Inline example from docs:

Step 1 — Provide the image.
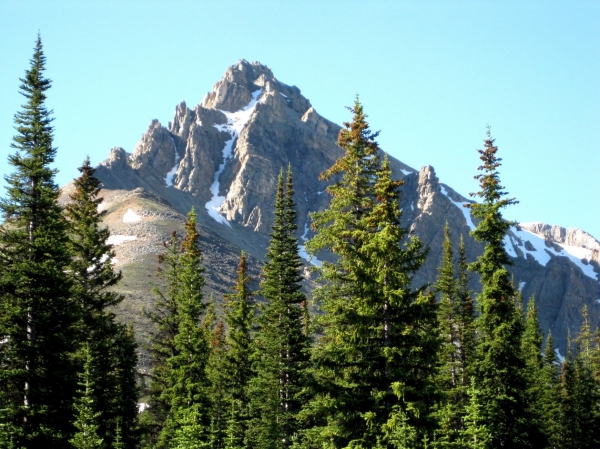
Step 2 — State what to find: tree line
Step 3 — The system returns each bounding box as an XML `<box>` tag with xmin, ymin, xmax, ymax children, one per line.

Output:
<box><xmin>2</xmin><ymin>36</ymin><xmax>600</xmax><ymax>449</ymax></box>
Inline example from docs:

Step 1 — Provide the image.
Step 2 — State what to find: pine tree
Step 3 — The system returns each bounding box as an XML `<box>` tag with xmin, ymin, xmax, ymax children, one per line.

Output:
<box><xmin>302</xmin><ymin>102</ymin><xmax>432</xmax><ymax>448</ymax></box>
<box><xmin>248</xmin><ymin>168</ymin><xmax>310</xmax><ymax>449</ymax></box>
<box><xmin>70</xmin><ymin>345</ymin><xmax>104</xmax><ymax>449</ymax></box>
<box><xmin>0</xmin><ymin>34</ymin><xmax>78</xmax><ymax>448</ymax></box>
<box><xmin>467</xmin><ymin>128</ymin><xmax>535</xmax><ymax>447</ymax></box>
<box><xmin>65</xmin><ymin>158</ymin><xmax>139</xmax><ymax>448</ymax></box>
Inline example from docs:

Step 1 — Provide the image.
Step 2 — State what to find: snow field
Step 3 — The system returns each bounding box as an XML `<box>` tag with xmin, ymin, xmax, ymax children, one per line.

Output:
<box><xmin>205</xmin><ymin>89</ymin><xmax>263</xmax><ymax>226</ymax></box>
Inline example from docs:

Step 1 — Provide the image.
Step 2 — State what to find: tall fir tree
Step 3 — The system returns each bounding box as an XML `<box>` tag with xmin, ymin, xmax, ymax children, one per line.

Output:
<box><xmin>206</xmin><ymin>319</ymin><xmax>227</xmax><ymax>449</ymax></box>
<box><xmin>158</xmin><ymin>209</ymin><xmax>211</xmax><ymax>448</ymax></box>
<box><xmin>65</xmin><ymin>158</ymin><xmax>139</xmax><ymax>448</ymax></box>
<box><xmin>555</xmin><ymin>308</ymin><xmax>600</xmax><ymax>448</ymax></box>
<box><xmin>301</xmin><ymin>99</ymin><xmax>382</xmax><ymax>448</ymax></box>
<box><xmin>467</xmin><ymin>128</ymin><xmax>536</xmax><ymax>447</ymax></box>
<box><xmin>221</xmin><ymin>252</ymin><xmax>256</xmax><ymax>448</ymax></box>
<box><xmin>540</xmin><ymin>332</ymin><xmax>560</xmax><ymax>448</ymax></box>
<box><xmin>434</xmin><ymin>224</ymin><xmax>461</xmax><ymax>444</ymax></box>
<box><xmin>70</xmin><ymin>344</ymin><xmax>104</xmax><ymax>449</ymax></box>
<box><xmin>0</xmin><ymin>35</ymin><xmax>78</xmax><ymax>448</ymax></box>
<box><xmin>302</xmin><ymin>101</ymin><xmax>433</xmax><ymax>448</ymax></box>
<box><xmin>248</xmin><ymin>168</ymin><xmax>310</xmax><ymax>449</ymax></box>
<box><xmin>142</xmin><ymin>231</ymin><xmax>182</xmax><ymax>447</ymax></box>
<box><xmin>520</xmin><ymin>297</ymin><xmax>547</xmax><ymax>449</ymax></box>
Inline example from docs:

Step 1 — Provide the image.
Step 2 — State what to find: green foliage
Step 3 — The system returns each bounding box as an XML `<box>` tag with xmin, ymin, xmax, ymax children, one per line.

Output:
<box><xmin>556</xmin><ymin>312</ymin><xmax>600</xmax><ymax>448</ymax></box>
<box><xmin>520</xmin><ymin>297</ymin><xmax>547</xmax><ymax>448</ymax></box>
<box><xmin>172</xmin><ymin>405</ymin><xmax>211</xmax><ymax>449</ymax></box>
<box><xmin>0</xmin><ymin>34</ymin><xmax>78</xmax><ymax>448</ymax></box>
<box><xmin>143</xmin><ymin>209</ymin><xmax>211</xmax><ymax>448</ymax></box>
<box><xmin>212</xmin><ymin>252</ymin><xmax>256</xmax><ymax>448</ymax></box>
<box><xmin>248</xmin><ymin>168</ymin><xmax>310</xmax><ymax>449</ymax></box>
<box><xmin>70</xmin><ymin>345</ymin><xmax>104</xmax><ymax>449</ymax></box>
<box><xmin>459</xmin><ymin>378</ymin><xmax>490</xmax><ymax>449</ymax></box>
<box><xmin>302</xmin><ymin>101</ymin><xmax>433</xmax><ymax>448</ymax></box>
<box><xmin>468</xmin><ymin>129</ymin><xmax>535</xmax><ymax>447</ymax></box>
<box><xmin>540</xmin><ymin>333</ymin><xmax>560</xmax><ymax>448</ymax></box>
<box><xmin>66</xmin><ymin>158</ymin><xmax>139</xmax><ymax>448</ymax></box>
<box><xmin>206</xmin><ymin>320</ymin><xmax>227</xmax><ymax>449</ymax></box>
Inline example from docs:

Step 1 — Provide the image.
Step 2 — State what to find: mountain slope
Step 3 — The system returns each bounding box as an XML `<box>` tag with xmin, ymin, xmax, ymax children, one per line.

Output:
<box><xmin>76</xmin><ymin>59</ymin><xmax>599</xmax><ymax>356</ymax></box>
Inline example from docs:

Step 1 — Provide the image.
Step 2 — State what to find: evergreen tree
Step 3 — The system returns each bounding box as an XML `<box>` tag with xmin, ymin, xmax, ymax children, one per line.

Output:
<box><xmin>206</xmin><ymin>320</ymin><xmax>227</xmax><ymax>449</ymax></box>
<box><xmin>220</xmin><ymin>252</ymin><xmax>256</xmax><ymax>448</ymax></box>
<box><xmin>142</xmin><ymin>231</ymin><xmax>182</xmax><ymax>447</ymax></box>
<box><xmin>65</xmin><ymin>158</ymin><xmax>139</xmax><ymax>448</ymax></box>
<box><xmin>434</xmin><ymin>223</ymin><xmax>461</xmax><ymax>443</ymax></box>
<box><xmin>158</xmin><ymin>209</ymin><xmax>211</xmax><ymax>447</ymax></box>
<box><xmin>71</xmin><ymin>345</ymin><xmax>104</xmax><ymax>449</ymax></box>
<box><xmin>555</xmin><ymin>309</ymin><xmax>600</xmax><ymax>448</ymax></box>
<box><xmin>540</xmin><ymin>332</ymin><xmax>560</xmax><ymax>448</ymax></box>
<box><xmin>455</xmin><ymin>236</ymin><xmax>475</xmax><ymax>386</ymax></box>
<box><xmin>0</xmin><ymin>34</ymin><xmax>77</xmax><ymax>448</ymax></box>
<box><xmin>467</xmin><ymin>128</ymin><xmax>535</xmax><ymax>447</ymax></box>
<box><xmin>172</xmin><ymin>405</ymin><xmax>211</xmax><ymax>449</ymax></box>
<box><xmin>520</xmin><ymin>297</ymin><xmax>547</xmax><ymax>448</ymax></box>
<box><xmin>248</xmin><ymin>168</ymin><xmax>310</xmax><ymax>449</ymax></box>
<box><xmin>459</xmin><ymin>378</ymin><xmax>490</xmax><ymax>449</ymax></box>
<box><xmin>302</xmin><ymin>102</ymin><xmax>432</xmax><ymax>448</ymax></box>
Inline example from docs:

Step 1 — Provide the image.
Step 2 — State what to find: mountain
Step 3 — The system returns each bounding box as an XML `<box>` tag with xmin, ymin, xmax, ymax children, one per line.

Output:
<box><xmin>67</xmin><ymin>59</ymin><xmax>600</xmax><ymax>361</ymax></box>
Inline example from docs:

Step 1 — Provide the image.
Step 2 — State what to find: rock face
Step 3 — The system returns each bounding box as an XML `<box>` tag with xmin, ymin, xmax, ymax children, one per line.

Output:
<box><xmin>87</xmin><ymin>59</ymin><xmax>600</xmax><ymax>355</ymax></box>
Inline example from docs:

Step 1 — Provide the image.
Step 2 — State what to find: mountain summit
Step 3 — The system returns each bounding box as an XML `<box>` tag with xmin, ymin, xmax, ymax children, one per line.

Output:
<box><xmin>84</xmin><ymin>60</ymin><xmax>599</xmax><ymax>355</ymax></box>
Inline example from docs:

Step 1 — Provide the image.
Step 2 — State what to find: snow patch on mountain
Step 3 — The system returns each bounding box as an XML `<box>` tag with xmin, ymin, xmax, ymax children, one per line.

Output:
<box><xmin>107</xmin><ymin>235</ymin><xmax>137</xmax><ymax>246</ymax></box>
<box><xmin>164</xmin><ymin>137</ymin><xmax>180</xmax><ymax>187</ymax></box>
<box><xmin>440</xmin><ymin>185</ymin><xmax>476</xmax><ymax>231</ymax></box>
<box><xmin>123</xmin><ymin>209</ymin><xmax>142</xmax><ymax>223</ymax></box>
<box><xmin>298</xmin><ymin>221</ymin><xmax>322</xmax><ymax>267</ymax></box>
<box><xmin>512</xmin><ymin>226</ymin><xmax>598</xmax><ymax>281</ymax></box>
<box><xmin>205</xmin><ymin>89</ymin><xmax>263</xmax><ymax>226</ymax></box>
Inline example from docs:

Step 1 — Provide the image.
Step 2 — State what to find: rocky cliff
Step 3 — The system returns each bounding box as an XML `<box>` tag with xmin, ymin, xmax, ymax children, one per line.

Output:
<box><xmin>83</xmin><ymin>59</ymin><xmax>599</xmax><ymax>356</ymax></box>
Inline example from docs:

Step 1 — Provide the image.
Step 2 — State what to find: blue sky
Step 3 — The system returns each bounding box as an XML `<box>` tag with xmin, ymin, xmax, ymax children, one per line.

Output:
<box><xmin>1</xmin><ymin>1</ymin><xmax>599</xmax><ymax>238</ymax></box>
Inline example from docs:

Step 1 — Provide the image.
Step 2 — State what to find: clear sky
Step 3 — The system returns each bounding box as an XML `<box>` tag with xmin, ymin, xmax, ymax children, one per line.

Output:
<box><xmin>1</xmin><ymin>1</ymin><xmax>599</xmax><ymax>238</ymax></box>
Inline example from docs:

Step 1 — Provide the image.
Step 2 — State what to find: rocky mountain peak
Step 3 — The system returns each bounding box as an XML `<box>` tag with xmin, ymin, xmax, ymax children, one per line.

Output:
<box><xmin>416</xmin><ymin>165</ymin><xmax>440</xmax><ymax>214</ymax></box>
<box><xmin>92</xmin><ymin>61</ymin><xmax>600</xmax><ymax>355</ymax></box>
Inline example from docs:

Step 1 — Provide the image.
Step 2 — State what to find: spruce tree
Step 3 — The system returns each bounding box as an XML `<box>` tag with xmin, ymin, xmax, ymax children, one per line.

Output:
<box><xmin>459</xmin><ymin>378</ymin><xmax>490</xmax><ymax>449</ymax></box>
<box><xmin>540</xmin><ymin>332</ymin><xmax>560</xmax><ymax>448</ymax></box>
<box><xmin>555</xmin><ymin>309</ymin><xmax>600</xmax><ymax>448</ymax></box>
<box><xmin>142</xmin><ymin>231</ymin><xmax>183</xmax><ymax>446</ymax></box>
<box><xmin>220</xmin><ymin>252</ymin><xmax>256</xmax><ymax>447</ymax></box>
<box><xmin>302</xmin><ymin>102</ymin><xmax>432</xmax><ymax>448</ymax></box>
<box><xmin>301</xmin><ymin>99</ymin><xmax>382</xmax><ymax>448</ymax></box>
<box><xmin>0</xmin><ymin>34</ymin><xmax>77</xmax><ymax>448</ymax></box>
<box><xmin>434</xmin><ymin>224</ymin><xmax>462</xmax><ymax>444</ymax></box>
<box><xmin>66</xmin><ymin>158</ymin><xmax>139</xmax><ymax>448</ymax></box>
<box><xmin>248</xmin><ymin>168</ymin><xmax>309</xmax><ymax>449</ymax></box>
<box><xmin>158</xmin><ymin>209</ymin><xmax>211</xmax><ymax>447</ymax></box>
<box><xmin>520</xmin><ymin>297</ymin><xmax>547</xmax><ymax>448</ymax></box>
<box><xmin>468</xmin><ymin>128</ymin><xmax>535</xmax><ymax>447</ymax></box>
<box><xmin>206</xmin><ymin>320</ymin><xmax>227</xmax><ymax>449</ymax></box>
<box><xmin>70</xmin><ymin>345</ymin><xmax>104</xmax><ymax>449</ymax></box>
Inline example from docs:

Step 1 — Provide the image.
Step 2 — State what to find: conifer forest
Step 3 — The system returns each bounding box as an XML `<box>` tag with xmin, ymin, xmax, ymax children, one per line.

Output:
<box><xmin>3</xmin><ymin>37</ymin><xmax>600</xmax><ymax>449</ymax></box>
